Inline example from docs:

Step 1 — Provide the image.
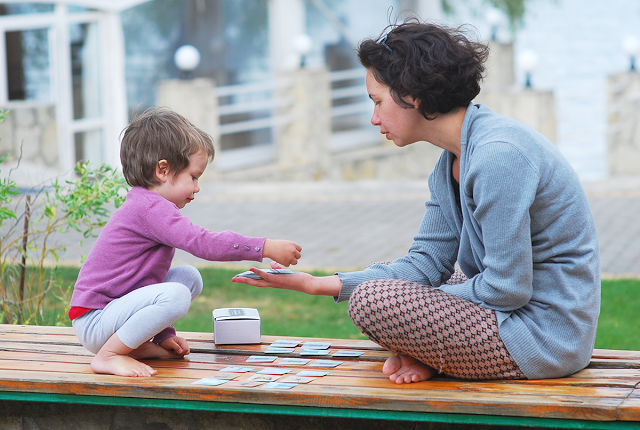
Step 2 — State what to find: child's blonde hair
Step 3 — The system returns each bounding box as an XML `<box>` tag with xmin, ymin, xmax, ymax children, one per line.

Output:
<box><xmin>120</xmin><ymin>107</ymin><xmax>215</xmax><ymax>188</ymax></box>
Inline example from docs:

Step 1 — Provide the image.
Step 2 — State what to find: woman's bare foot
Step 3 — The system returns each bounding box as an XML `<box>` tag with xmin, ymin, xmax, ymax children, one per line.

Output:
<box><xmin>382</xmin><ymin>354</ymin><xmax>437</xmax><ymax>384</ymax></box>
<box><xmin>91</xmin><ymin>333</ymin><xmax>157</xmax><ymax>377</ymax></box>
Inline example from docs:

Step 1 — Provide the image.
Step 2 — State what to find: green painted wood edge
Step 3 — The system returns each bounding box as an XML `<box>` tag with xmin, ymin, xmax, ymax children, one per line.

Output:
<box><xmin>2</xmin><ymin>391</ymin><xmax>640</xmax><ymax>429</ymax></box>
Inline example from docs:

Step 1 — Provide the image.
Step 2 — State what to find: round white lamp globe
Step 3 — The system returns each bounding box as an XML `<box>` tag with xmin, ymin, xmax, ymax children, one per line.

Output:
<box><xmin>485</xmin><ymin>8</ymin><xmax>502</xmax><ymax>27</ymax></box>
<box><xmin>517</xmin><ymin>50</ymin><xmax>538</xmax><ymax>88</ymax></box>
<box><xmin>518</xmin><ymin>50</ymin><xmax>539</xmax><ymax>73</ymax></box>
<box><xmin>293</xmin><ymin>34</ymin><xmax>313</xmax><ymax>56</ymax></box>
<box><xmin>174</xmin><ymin>45</ymin><xmax>201</xmax><ymax>72</ymax></box>
<box><xmin>623</xmin><ymin>36</ymin><xmax>640</xmax><ymax>57</ymax></box>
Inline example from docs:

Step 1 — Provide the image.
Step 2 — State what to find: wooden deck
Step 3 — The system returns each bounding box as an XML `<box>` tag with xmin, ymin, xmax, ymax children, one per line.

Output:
<box><xmin>2</xmin><ymin>324</ymin><xmax>640</xmax><ymax>429</ymax></box>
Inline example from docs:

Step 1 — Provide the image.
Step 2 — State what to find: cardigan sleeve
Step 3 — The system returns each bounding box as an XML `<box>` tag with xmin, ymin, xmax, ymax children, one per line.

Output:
<box><xmin>335</xmin><ymin>157</ymin><xmax>460</xmax><ymax>302</ymax></box>
<box><xmin>439</xmin><ymin>141</ymin><xmax>539</xmax><ymax>311</ymax></box>
<box><xmin>143</xmin><ymin>198</ymin><xmax>266</xmax><ymax>263</ymax></box>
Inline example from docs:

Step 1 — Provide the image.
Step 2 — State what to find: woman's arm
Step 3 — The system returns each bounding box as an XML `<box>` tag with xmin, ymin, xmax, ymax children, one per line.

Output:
<box><xmin>232</xmin><ymin>263</ymin><xmax>342</xmax><ymax>297</ymax></box>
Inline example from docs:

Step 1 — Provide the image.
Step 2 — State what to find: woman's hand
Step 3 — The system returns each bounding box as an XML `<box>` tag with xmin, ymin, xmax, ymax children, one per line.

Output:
<box><xmin>232</xmin><ymin>261</ymin><xmax>342</xmax><ymax>296</ymax></box>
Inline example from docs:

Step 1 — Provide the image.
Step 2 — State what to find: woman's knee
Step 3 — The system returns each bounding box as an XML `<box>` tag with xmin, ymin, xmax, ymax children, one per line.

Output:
<box><xmin>348</xmin><ymin>280</ymin><xmax>384</xmax><ymax>325</ymax></box>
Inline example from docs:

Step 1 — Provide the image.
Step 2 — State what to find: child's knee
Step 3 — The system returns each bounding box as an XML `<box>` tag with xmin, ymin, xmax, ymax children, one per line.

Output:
<box><xmin>170</xmin><ymin>265</ymin><xmax>203</xmax><ymax>298</ymax></box>
<box><xmin>162</xmin><ymin>284</ymin><xmax>193</xmax><ymax>318</ymax></box>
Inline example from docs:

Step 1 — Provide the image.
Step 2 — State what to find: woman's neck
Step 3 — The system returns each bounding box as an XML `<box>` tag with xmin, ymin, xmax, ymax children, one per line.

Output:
<box><xmin>421</xmin><ymin>107</ymin><xmax>466</xmax><ymax>159</ymax></box>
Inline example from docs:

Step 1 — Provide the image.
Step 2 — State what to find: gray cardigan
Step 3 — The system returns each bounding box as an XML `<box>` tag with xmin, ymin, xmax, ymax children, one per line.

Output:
<box><xmin>337</xmin><ymin>103</ymin><xmax>600</xmax><ymax>379</ymax></box>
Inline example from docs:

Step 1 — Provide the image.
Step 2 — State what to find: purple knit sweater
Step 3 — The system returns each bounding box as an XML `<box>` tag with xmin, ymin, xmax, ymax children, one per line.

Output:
<box><xmin>71</xmin><ymin>186</ymin><xmax>265</xmax><ymax>341</ymax></box>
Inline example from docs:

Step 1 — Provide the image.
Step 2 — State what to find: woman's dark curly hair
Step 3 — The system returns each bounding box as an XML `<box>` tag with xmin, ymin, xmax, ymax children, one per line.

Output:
<box><xmin>358</xmin><ymin>20</ymin><xmax>490</xmax><ymax>120</ymax></box>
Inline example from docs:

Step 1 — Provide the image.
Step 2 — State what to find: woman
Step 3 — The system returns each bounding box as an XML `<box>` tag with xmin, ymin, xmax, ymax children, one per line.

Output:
<box><xmin>233</xmin><ymin>21</ymin><xmax>600</xmax><ymax>384</ymax></box>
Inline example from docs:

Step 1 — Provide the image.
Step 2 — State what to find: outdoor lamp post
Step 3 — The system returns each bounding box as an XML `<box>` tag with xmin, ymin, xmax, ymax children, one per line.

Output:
<box><xmin>174</xmin><ymin>45</ymin><xmax>201</xmax><ymax>79</ymax></box>
<box><xmin>485</xmin><ymin>8</ymin><xmax>502</xmax><ymax>42</ymax></box>
<box><xmin>293</xmin><ymin>34</ymin><xmax>313</xmax><ymax>68</ymax></box>
<box><xmin>623</xmin><ymin>36</ymin><xmax>640</xmax><ymax>72</ymax></box>
<box><xmin>518</xmin><ymin>49</ymin><xmax>539</xmax><ymax>89</ymax></box>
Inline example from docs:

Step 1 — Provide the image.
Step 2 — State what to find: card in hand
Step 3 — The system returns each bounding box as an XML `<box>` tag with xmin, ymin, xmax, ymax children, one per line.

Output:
<box><xmin>235</xmin><ymin>268</ymin><xmax>294</xmax><ymax>279</ymax></box>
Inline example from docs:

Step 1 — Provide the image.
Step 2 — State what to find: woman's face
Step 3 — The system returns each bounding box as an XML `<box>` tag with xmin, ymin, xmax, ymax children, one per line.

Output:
<box><xmin>366</xmin><ymin>69</ymin><xmax>426</xmax><ymax>147</ymax></box>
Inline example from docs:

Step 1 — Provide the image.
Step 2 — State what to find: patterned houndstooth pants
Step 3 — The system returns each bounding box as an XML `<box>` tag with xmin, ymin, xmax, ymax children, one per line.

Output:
<box><xmin>348</xmin><ymin>269</ymin><xmax>526</xmax><ymax>380</ymax></box>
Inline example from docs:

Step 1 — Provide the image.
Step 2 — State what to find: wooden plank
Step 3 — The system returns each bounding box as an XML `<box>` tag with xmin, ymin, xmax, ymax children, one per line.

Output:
<box><xmin>0</xmin><ymin>368</ymin><xmax>626</xmax><ymax>421</ymax></box>
<box><xmin>0</xmin><ymin>325</ymin><xmax>384</xmax><ymax>350</ymax></box>
<box><xmin>0</xmin><ymin>355</ymin><xmax>635</xmax><ymax>403</ymax></box>
<box><xmin>3</xmin><ymin>325</ymin><xmax>640</xmax><ymax>423</ymax></box>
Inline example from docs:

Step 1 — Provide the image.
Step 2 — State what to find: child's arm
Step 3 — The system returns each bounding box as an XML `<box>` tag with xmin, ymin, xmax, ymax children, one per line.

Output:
<box><xmin>262</xmin><ymin>239</ymin><xmax>302</xmax><ymax>267</ymax></box>
<box><xmin>159</xmin><ymin>336</ymin><xmax>190</xmax><ymax>356</ymax></box>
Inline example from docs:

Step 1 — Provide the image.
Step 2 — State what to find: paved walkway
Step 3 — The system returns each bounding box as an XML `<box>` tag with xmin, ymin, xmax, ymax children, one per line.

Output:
<box><xmin>164</xmin><ymin>176</ymin><xmax>640</xmax><ymax>278</ymax></box>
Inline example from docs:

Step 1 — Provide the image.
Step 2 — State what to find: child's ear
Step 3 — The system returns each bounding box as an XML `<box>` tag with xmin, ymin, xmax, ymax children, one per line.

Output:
<box><xmin>155</xmin><ymin>159</ymin><xmax>170</xmax><ymax>183</ymax></box>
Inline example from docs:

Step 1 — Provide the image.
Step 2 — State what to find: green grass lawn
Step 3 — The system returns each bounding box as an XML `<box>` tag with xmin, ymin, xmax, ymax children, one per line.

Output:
<box><xmin>45</xmin><ymin>267</ymin><xmax>640</xmax><ymax>349</ymax></box>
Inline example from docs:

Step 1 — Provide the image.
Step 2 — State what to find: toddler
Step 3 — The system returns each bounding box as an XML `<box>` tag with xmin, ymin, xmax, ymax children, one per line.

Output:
<box><xmin>69</xmin><ymin>107</ymin><xmax>302</xmax><ymax>377</ymax></box>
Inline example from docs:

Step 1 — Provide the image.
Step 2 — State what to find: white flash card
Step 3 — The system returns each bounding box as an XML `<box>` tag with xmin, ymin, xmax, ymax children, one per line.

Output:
<box><xmin>265</xmin><ymin>347</ymin><xmax>295</xmax><ymax>354</ymax></box>
<box><xmin>302</xmin><ymin>342</ymin><xmax>331</xmax><ymax>350</ymax></box>
<box><xmin>219</xmin><ymin>367</ymin><xmax>254</xmax><ymax>373</ymax></box>
<box><xmin>246</xmin><ymin>355</ymin><xmax>277</xmax><ymax>363</ymax></box>
<box><xmin>281</xmin><ymin>376</ymin><xmax>315</xmax><ymax>384</ymax></box>
<box><xmin>297</xmin><ymin>370</ymin><xmax>328</xmax><ymax>377</ymax></box>
<box><xmin>263</xmin><ymin>382</ymin><xmax>297</xmax><ymax>390</ymax></box>
<box><xmin>308</xmin><ymin>360</ymin><xmax>343</xmax><ymax>367</ymax></box>
<box><xmin>257</xmin><ymin>367</ymin><xmax>291</xmax><ymax>375</ymax></box>
<box><xmin>192</xmin><ymin>378</ymin><xmax>228</xmax><ymax>386</ymax></box>
<box><xmin>246</xmin><ymin>374</ymin><xmax>282</xmax><ymax>383</ymax></box>
<box><xmin>278</xmin><ymin>358</ymin><xmax>311</xmax><ymax>366</ymax></box>
<box><xmin>271</xmin><ymin>339</ymin><xmax>301</xmax><ymax>347</ymax></box>
<box><xmin>300</xmin><ymin>349</ymin><xmax>331</xmax><ymax>356</ymax></box>
<box><xmin>332</xmin><ymin>350</ymin><xmax>364</xmax><ymax>357</ymax></box>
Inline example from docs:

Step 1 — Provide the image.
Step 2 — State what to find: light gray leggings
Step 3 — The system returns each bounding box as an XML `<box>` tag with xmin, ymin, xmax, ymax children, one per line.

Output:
<box><xmin>72</xmin><ymin>265</ymin><xmax>203</xmax><ymax>354</ymax></box>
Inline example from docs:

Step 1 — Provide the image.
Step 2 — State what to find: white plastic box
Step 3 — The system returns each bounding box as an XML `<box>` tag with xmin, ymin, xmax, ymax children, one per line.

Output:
<box><xmin>213</xmin><ymin>307</ymin><xmax>261</xmax><ymax>345</ymax></box>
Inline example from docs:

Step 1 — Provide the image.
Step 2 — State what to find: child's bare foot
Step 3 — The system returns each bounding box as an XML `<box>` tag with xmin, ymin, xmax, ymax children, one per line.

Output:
<box><xmin>382</xmin><ymin>354</ymin><xmax>437</xmax><ymax>384</ymax></box>
<box><xmin>129</xmin><ymin>341</ymin><xmax>184</xmax><ymax>360</ymax></box>
<box><xmin>91</xmin><ymin>333</ymin><xmax>157</xmax><ymax>377</ymax></box>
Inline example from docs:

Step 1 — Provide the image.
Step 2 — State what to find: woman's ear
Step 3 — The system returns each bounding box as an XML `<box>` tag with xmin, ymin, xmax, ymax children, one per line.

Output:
<box><xmin>155</xmin><ymin>159</ymin><xmax>170</xmax><ymax>183</ymax></box>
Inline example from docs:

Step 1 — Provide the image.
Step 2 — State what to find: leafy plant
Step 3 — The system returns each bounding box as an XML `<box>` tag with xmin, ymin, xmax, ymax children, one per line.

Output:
<box><xmin>442</xmin><ymin>0</ymin><xmax>547</xmax><ymax>34</ymax></box>
<box><xmin>0</xmin><ymin>141</ymin><xmax>128</xmax><ymax>325</ymax></box>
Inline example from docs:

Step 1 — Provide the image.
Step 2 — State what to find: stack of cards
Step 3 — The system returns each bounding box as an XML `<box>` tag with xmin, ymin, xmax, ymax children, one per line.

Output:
<box><xmin>235</xmin><ymin>268</ymin><xmax>294</xmax><ymax>279</ymax></box>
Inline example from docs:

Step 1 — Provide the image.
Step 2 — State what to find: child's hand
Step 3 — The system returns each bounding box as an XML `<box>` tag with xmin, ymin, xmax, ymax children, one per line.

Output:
<box><xmin>160</xmin><ymin>336</ymin><xmax>190</xmax><ymax>356</ymax></box>
<box><xmin>262</xmin><ymin>239</ymin><xmax>302</xmax><ymax>267</ymax></box>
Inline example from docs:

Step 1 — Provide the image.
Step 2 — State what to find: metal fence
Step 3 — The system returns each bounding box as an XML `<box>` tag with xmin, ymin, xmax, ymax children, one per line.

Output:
<box><xmin>215</xmin><ymin>67</ymin><xmax>379</xmax><ymax>172</ymax></box>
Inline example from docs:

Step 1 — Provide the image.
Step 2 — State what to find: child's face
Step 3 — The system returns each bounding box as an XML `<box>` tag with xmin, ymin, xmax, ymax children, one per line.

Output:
<box><xmin>154</xmin><ymin>150</ymin><xmax>208</xmax><ymax>209</ymax></box>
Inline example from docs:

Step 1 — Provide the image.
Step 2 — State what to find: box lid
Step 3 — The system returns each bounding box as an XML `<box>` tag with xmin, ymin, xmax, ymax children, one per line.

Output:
<box><xmin>213</xmin><ymin>307</ymin><xmax>260</xmax><ymax>321</ymax></box>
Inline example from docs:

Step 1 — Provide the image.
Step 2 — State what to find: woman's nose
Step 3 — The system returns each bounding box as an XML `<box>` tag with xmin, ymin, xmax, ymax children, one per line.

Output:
<box><xmin>371</xmin><ymin>111</ymin><xmax>381</xmax><ymax>126</ymax></box>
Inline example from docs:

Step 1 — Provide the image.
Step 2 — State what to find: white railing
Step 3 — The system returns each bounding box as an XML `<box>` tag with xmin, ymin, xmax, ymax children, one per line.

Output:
<box><xmin>328</xmin><ymin>68</ymin><xmax>379</xmax><ymax>152</ymax></box>
<box><xmin>215</xmin><ymin>78</ymin><xmax>294</xmax><ymax>171</ymax></box>
<box><xmin>215</xmin><ymin>67</ymin><xmax>380</xmax><ymax>171</ymax></box>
